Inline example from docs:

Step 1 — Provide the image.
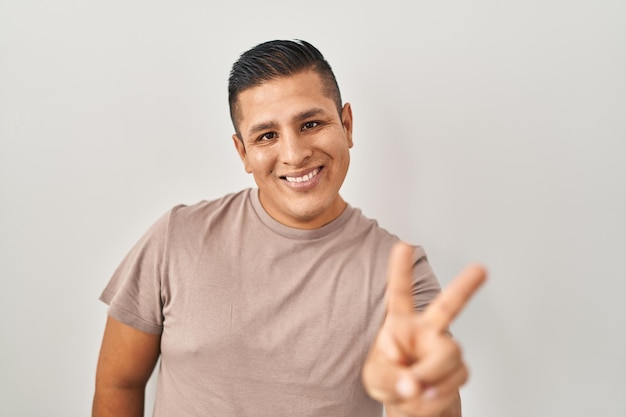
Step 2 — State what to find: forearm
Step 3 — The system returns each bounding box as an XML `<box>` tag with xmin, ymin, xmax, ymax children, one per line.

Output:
<box><xmin>92</xmin><ymin>385</ymin><xmax>145</xmax><ymax>417</ymax></box>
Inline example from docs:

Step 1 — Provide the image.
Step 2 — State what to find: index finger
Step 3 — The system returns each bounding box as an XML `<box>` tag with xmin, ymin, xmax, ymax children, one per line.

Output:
<box><xmin>385</xmin><ymin>241</ymin><xmax>417</xmax><ymax>315</ymax></box>
<box><xmin>422</xmin><ymin>264</ymin><xmax>487</xmax><ymax>331</ymax></box>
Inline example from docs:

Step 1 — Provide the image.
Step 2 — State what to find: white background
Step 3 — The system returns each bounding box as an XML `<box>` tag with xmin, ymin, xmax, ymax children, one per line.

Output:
<box><xmin>1</xmin><ymin>1</ymin><xmax>625</xmax><ymax>416</ymax></box>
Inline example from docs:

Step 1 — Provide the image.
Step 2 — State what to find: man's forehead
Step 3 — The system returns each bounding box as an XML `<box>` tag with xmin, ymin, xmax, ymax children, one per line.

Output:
<box><xmin>236</xmin><ymin>71</ymin><xmax>336</xmax><ymax>132</ymax></box>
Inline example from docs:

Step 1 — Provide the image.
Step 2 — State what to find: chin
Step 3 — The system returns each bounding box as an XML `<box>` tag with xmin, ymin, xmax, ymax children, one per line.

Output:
<box><xmin>289</xmin><ymin>201</ymin><xmax>336</xmax><ymax>223</ymax></box>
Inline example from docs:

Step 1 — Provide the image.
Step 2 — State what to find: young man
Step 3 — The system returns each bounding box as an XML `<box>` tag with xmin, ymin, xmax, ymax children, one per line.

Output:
<box><xmin>93</xmin><ymin>40</ymin><xmax>486</xmax><ymax>417</ymax></box>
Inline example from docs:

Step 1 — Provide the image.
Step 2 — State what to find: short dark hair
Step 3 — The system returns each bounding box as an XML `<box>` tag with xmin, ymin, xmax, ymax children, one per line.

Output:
<box><xmin>228</xmin><ymin>39</ymin><xmax>342</xmax><ymax>136</ymax></box>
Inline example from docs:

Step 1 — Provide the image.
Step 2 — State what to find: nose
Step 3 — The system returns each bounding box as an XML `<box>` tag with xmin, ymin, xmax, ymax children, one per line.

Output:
<box><xmin>279</xmin><ymin>130</ymin><xmax>312</xmax><ymax>166</ymax></box>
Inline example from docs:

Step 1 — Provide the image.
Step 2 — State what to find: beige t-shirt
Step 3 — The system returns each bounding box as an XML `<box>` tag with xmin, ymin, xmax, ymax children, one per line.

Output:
<box><xmin>101</xmin><ymin>188</ymin><xmax>440</xmax><ymax>417</ymax></box>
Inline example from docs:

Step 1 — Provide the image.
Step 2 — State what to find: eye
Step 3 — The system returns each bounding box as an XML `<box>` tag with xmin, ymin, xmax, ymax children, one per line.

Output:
<box><xmin>257</xmin><ymin>132</ymin><xmax>277</xmax><ymax>142</ymax></box>
<box><xmin>302</xmin><ymin>121</ymin><xmax>319</xmax><ymax>130</ymax></box>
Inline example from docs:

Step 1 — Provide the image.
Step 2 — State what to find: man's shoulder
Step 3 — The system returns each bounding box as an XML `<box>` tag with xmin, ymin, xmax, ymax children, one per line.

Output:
<box><xmin>169</xmin><ymin>188</ymin><xmax>252</xmax><ymax>220</ymax></box>
<box><xmin>343</xmin><ymin>205</ymin><xmax>429</xmax><ymax>261</ymax></box>
<box><xmin>344</xmin><ymin>204</ymin><xmax>399</xmax><ymax>243</ymax></box>
<box><xmin>149</xmin><ymin>189</ymin><xmax>255</xmax><ymax>240</ymax></box>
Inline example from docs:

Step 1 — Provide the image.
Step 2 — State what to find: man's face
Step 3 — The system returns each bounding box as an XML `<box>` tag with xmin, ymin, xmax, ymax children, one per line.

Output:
<box><xmin>232</xmin><ymin>70</ymin><xmax>353</xmax><ymax>230</ymax></box>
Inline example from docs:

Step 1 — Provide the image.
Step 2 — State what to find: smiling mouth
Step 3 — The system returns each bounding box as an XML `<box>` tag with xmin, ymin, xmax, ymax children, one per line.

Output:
<box><xmin>281</xmin><ymin>167</ymin><xmax>322</xmax><ymax>183</ymax></box>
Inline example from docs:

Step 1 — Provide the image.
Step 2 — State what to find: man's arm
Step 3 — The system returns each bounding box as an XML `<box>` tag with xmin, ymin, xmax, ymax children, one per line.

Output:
<box><xmin>92</xmin><ymin>316</ymin><xmax>161</xmax><ymax>417</ymax></box>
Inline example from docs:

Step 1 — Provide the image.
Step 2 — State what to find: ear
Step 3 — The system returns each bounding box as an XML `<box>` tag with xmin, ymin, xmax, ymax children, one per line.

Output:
<box><xmin>341</xmin><ymin>103</ymin><xmax>354</xmax><ymax>148</ymax></box>
<box><xmin>232</xmin><ymin>134</ymin><xmax>252</xmax><ymax>173</ymax></box>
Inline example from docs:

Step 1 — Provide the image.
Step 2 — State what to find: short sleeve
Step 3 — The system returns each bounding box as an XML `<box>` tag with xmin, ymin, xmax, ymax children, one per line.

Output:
<box><xmin>99</xmin><ymin>209</ymin><xmax>174</xmax><ymax>334</ymax></box>
<box><xmin>411</xmin><ymin>245</ymin><xmax>441</xmax><ymax>312</ymax></box>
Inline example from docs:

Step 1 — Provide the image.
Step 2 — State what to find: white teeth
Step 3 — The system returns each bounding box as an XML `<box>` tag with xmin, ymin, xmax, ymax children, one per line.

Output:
<box><xmin>285</xmin><ymin>168</ymin><xmax>319</xmax><ymax>183</ymax></box>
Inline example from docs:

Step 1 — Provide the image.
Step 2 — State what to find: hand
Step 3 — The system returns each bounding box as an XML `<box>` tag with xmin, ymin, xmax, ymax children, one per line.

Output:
<box><xmin>362</xmin><ymin>242</ymin><xmax>487</xmax><ymax>417</ymax></box>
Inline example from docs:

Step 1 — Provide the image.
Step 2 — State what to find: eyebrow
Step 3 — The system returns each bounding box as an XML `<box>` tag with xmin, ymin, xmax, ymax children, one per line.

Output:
<box><xmin>246</xmin><ymin>107</ymin><xmax>330</xmax><ymax>138</ymax></box>
<box><xmin>294</xmin><ymin>107</ymin><xmax>328</xmax><ymax>122</ymax></box>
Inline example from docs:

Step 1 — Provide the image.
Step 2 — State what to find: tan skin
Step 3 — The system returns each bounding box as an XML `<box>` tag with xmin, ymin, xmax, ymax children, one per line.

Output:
<box><xmin>232</xmin><ymin>70</ymin><xmax>353</xmax><ymax>230</ymax></box>
<box><xmin>92</xmin><ymin>317</ymin><xmax>160</xmax><ymax>417</ymax></box>
<box><xmin>92</xmin><ymin>70</ymin><xmax>487</xmax><ymax>417</ymax></box>
<box><xmin>364</xmin><ymin>242</ymin><xmax>487</xmax><ymax>417</ymax></box>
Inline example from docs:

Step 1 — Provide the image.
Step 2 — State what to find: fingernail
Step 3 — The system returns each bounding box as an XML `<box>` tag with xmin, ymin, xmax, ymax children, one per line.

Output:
<box><xmin>396</xmin><ymin>376</ymin><xmax>416</xmax><ymax>398</ymax></box>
